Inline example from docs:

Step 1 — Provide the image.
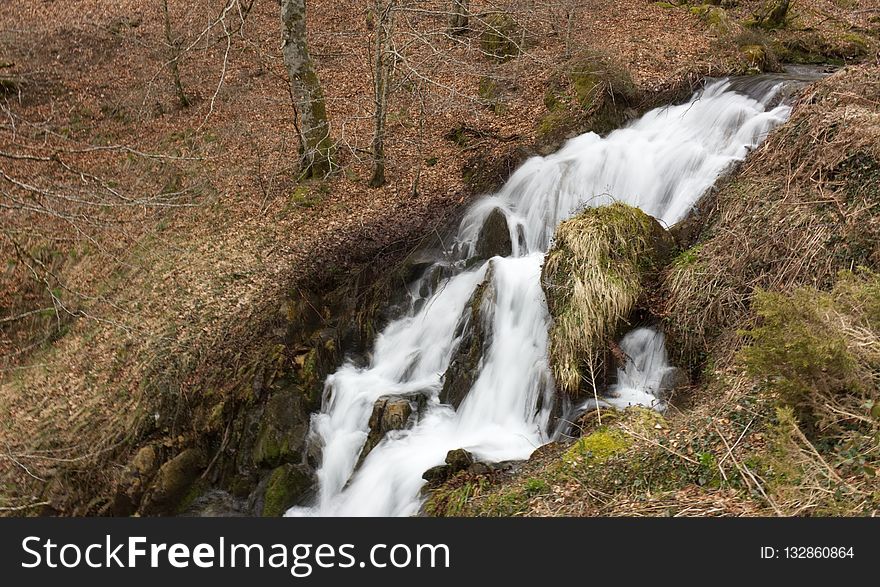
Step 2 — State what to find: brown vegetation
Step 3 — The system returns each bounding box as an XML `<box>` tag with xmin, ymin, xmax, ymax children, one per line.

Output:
<box><xmin>1</xmin><ymin>0</ymin><xmax>877</xmax><ymax>515</ymax></box>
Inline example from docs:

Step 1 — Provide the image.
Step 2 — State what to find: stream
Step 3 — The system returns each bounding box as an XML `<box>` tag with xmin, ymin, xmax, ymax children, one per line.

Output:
<box><xmin>288</xmin><ymin>68</ymin><xmax>826</xmax><ymax>517</ymax></box>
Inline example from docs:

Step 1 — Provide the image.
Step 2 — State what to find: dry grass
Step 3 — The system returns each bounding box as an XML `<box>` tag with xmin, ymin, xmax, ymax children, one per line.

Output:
<box><xmin>663</xmin><ymin>64</ymin><xmax>880</xmax><ymax>366</ymax></box>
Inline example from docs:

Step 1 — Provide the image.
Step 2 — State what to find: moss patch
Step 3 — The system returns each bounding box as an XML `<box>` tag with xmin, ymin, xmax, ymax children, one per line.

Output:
<box><xmin>480</xmin><ymin>13</ymin><xmax>522</xmax><ymax>62</ymax></box>
<box><xmin>690</xmin><ymin>5</ymin><xmax>732</xmax><ymax>36</ymax></box>
<box><xmin>261</xmin><ymin>463</ymin><xmax>312</xmax><ymax>517</ymax></box>
<box><xmin>741</xmin><ymin>271</ymin><xmax>880</xmax><ymax>436</ymax></box>
<box><xmin>563</xmin><ymin>428</ymin><xmax>631</xmax><ymax>464</ymax></box>
<box><xmin>537</xmin><ymin>49</ymin><xmax>637</xmax><ymax>146</ymax></box>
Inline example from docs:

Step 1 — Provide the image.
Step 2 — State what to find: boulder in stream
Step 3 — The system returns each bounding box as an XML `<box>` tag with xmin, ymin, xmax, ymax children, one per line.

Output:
<box><xmin>254</xmin><ymin>463</ymin><xmax>314</xmax><ymax>517</ymax></box>
<box><xmin>355</xmin><ymin>395</ymin><xmax>416</xmax><ymax>468</ymax></box>
<box><xmin>440</xmin><ymin>265</ymin><xmax>495</xmax><ymax>408</ymax></box>
<box><xmin>474</xmin><ymin>208</ymin><xmax>512</xmax><ymax>261</ymax></box>
<box><xmin>542</xmin><ymin>203</ymin><xmax>675</xmax><ymax>397</ymax></box>
<box><xmin>421</xmin><ymin>448</ymin><xmax>477</xmax><ymax>487</ymax></box>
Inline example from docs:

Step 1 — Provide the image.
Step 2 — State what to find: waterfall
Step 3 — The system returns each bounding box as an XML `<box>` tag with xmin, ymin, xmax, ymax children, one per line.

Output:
<box><xmin>288</xmin><ymin>73</ymin><xmax>814</xmax><ymax>517</ymax></box>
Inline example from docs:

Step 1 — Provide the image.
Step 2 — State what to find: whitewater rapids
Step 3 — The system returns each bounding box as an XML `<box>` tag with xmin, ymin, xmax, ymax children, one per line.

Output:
<box><xmin>288</xmin><ymin>76</ymin><xmax>798</xmax><ymax>517</ymax></box>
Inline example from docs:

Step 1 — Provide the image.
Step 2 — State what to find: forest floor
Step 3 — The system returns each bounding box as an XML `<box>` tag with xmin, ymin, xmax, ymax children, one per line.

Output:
<box><xmin>1</xmin><ymin>0</ymin><xmax>877</xmax><ymax>514</ymax></box>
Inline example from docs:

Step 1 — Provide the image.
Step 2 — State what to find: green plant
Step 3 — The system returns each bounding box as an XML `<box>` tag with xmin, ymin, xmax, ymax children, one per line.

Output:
<box><xmin>741</xmin><ymin>271</ymin><xmax>880</xmax><ymax>436</ymax></box>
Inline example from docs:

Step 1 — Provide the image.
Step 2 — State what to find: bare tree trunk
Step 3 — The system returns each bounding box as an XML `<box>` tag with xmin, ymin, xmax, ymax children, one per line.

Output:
<box><xmin>448</xmin><ymin>0</ymin><xmax>469</xmax><ymax>35</ymax></box>
<box><xmin>162</xmin><ymin>0</ymin><xmax>190</xmax><ymax>108</ymax></box>
<box><xmin>369</xmin><ymin>0</ymin><xmax>395</xmax><ymax>188</ymax></box>
<box><xmin>281</xmin><ymin>0</ymin><xmax>333</xmax><ymax>178</ymax></box>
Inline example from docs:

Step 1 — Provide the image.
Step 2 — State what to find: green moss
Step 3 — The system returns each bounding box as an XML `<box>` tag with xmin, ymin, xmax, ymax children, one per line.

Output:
<box><xmin>480</xmin><ymin>13</ymin><xmax>521</xmax><ymax>61</ymax></box>
<box><xmin>175</xmin><ymin>479</ymin><xmax>208</xmax><ymax>514</ymax></box>
<box><xmin>478</xmin><ymin>76</ymin><xmax>504</xmax><ymax>113</ymax></box>
<box><xmin>653</xmin><ymin>2</ymin><xmax>677</xmax><ymax>8</ymax></box>
<box><xmin>741</xmin><ymin>270</ymin><xmax>880</xmax><ymax>434</ymax></box>
<box><xmin>524</xmin><ymin>477</ymin><xmax>549</xmax><ymax>495</ymax></box>
<box><xmin>837</xmin><ymin>33</ymin><xmax>871</xmax><ymax>59</ymax></box>
<box><xmin>424</xmin><ymin>475</ymin><xmax>488</xmax><ymax>517</ymax></box>
<box><xmin>288</xmin><ymin>185</ymin><xmax>321</xmax><ymax>209</ymax></box>
<box><xmin>750</xmin><ymin>0</ymin><xmax>792</xmax><ymax>30</ymax></box>
<box><xmin>563</xmin><ymin>428</ymin><xmax>631</xmax><ymax>464</ymax></box>
<box><xmin>261</xmin><ymin>464</ymin><xmax>312</xmax><ymax>517</ymax></box>
<box><xmin>478</xmin><ymin>488</ymin><xmax>530</xmax><ymax>516</ymax></box>
<box><xmin>477</xmin><ymin>76</ymin><xmax>498</xmax><ymax>102</ymax></box>
<box><xmin>773</xmin><ymin>30</ymin><xmax>872</xmax><ymax>65</ymax></box>
<box><xmin>690</xmin><ymin>5</ymin><xmax>732</xmax><ymax>36</ymax></box>
<box><xmin>740</xmin><ymin>44</ymin><xmax>767</xmax><ymax>71</ymax></box>
<box><xmin>537</xmin><ymin>50</ymin><xmax>637</xmax><ymax>145</ymax></box>
<box><xmin>140</xmin><ymin>448</ymin><xmax>206</xmax><ymax>515</ymax></box>
<box><xmin>673</xmin><ymin>245</ymin><xmax>702</xmax><ymax>268</ymax></box>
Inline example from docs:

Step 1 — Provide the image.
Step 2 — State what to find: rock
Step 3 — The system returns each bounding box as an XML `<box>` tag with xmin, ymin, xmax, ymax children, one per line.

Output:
<box><xmin>690</xmin><ymin>5</ymin><xmax>732</xmax><ymax>36</ymax></box>
<box><xmin>440</xmin><ymin>267</ymin><xmax>494</xmax><ymax>408</ymax></box>
<box><xmin>180</xmin><ymin>489</ymin><xmax>247</xmax><ymax>517</ymax></box>
<box><xmin>657</xmin><ymin>367</ymin><xmax>690</xmax><ymax>400</ymax></box>
<box><xmin>422</xmin><ymin>449</ymin><xmax>480</xmax><ymax>487</ymax></box>
<box><xmin>139</xmin><ymin>448</ymin><xmax>206</xmax><ymax>515</ymax></box>
<box><xmin>252</xmin><ymin>389</ymin><xmax>310</xmax><ymax>468</ymax></box>
<box><xmin>355</xmin><ymin>395</ymin><xmax>414</xmax><ymax>468</ymax></box>
<box><xmin>445</xmin><ymin>448</ymin><xmax>475</xmax><ymax>471</ymax></box>
<box><xmin>475</xmin><ymin>208</ymin><xmax>512</xmax><ymax>261</ymax></box>
<box><xmin>542</xmin><ymin>203</ymin><xmax>675</xmax><ymax>397</ymax></box>
<box><xmin>480</xmin><ymin>13</ymin><xmax>522</xmax><ymax>61</ymax></box>
<box><xmin>422</xmin><ymin>465</ymin><xmax>450</xmax><ymax>485</ymax></box>
<box><xmin>131</xmin><ymin>444</ymin><xmax>159</xmax><ymax>478</ymax></box>
<box><xmin>468</xmin><ymin>462</ymin><xmax>492</xmax><ymax>475</ymax></box>
<box><xmin>259</xmin><ymin>463</ymin><xmax>314</xmax><ymax>517</ymax></box>
<box><xmin>741</xmin><ymin>45</ymin><xmax>768</xmax><ymax>71</ymax></box>
<box><xmin>379</xmin><ymin>396</ymin><xmax>412</xmax><ymax>430</ymax></box>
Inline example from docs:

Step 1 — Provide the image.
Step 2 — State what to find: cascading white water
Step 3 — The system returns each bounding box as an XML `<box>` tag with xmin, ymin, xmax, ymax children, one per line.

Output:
<box><xmin>288</xmin><ymin>76</ymin><xmax>803</xmax><ymax>517</ymax></box>
<box><xmin>582</xmin><ymin>327</ymin><xmax>675</xmax><ymax>413</ymax></box>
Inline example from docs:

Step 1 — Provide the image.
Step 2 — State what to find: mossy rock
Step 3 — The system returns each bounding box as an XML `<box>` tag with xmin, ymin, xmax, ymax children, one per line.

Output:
<box><xmin>475</xmin><ymin>208</ymin><xmax>512</xmax><ymax>261</ymax></box>
<box><xmin>421</xmin><ymin>449</ymin><xmax>476</xmax><ymax>488</ymax></box>
<box><xmin>478</xmin><ymin>76</ymin><xmax>507</xmax><ymax>113</ymax></box>
<box><xmin>775</xmin><ymin>31</ymin><xmax>871</xmax><ymax>63</ymax></box>
<box><xmin>139</xmin><ymin>448</ymin><xmax>206</xmax><ymax>515</ymax></box>
<box><xmin>542</xmin><ymin>203</ymin><xmax>675</xmax><ymax>396</ymax></box>
<box><xmin>740</xmin><ymin>44</ymin><xmax>768</xmax><ymax>71</ymax></box>
<box><xmin>537</xmin><ymin>50</ymin><xmax>637</xmax><ymax>148</ymax></box>
<box><xmin>481</xmin><ymin>13</ymin><xmax>522</xmax><ymax>61</ymax></box>
<box><xmin>478</xmin><ymin>76</ymin><xmax>497</xmax><ymax>99</ymax></box>
<box><xmin>446</xmin><ymin>448</ymin><xmax>475</xmax><ymax>470</ymax></box>
<box><xmin>440</xmin><ymin>265</ymin><xmax>495</xmax><ymax>407</ymax></box>
<box><xmin>690</xmin><ymin>5</ymin><xmax>732</xmax><ymax>36</ymax></box>
<box><xmin>833</xmin><ymin>33</ymin><xmax>871</xmax><ymax>60</ymax></box>
<box><xmin>252</xmin><ymin>388</ymin><xmax>310</xmax><ymax>468</ymax></box>
<box><xmin>751</xmin><ymin>0</ymin><xmax>792</xmax><ymax>30</ymax></box>
<box><xmin>260</xmin><ymin>463</ymin><xmax>313</xmax><ymax>517</ymax></box>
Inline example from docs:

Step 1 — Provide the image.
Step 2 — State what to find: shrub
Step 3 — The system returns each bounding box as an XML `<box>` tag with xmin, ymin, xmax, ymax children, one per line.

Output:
<box><xmin>741</xmin><ymin>271</ymin><xmax>880</xmax><ymax>437</ymax></box>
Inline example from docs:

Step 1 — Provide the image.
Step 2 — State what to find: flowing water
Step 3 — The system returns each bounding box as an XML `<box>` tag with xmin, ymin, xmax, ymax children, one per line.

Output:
<box><xmin>288</xmin><ymin>71</ymin><xmax>822</xmax><ymax>517</ymax></box>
